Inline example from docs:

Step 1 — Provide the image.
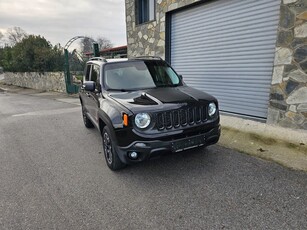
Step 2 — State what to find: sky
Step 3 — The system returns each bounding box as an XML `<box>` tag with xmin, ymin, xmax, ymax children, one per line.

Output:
<box><xmin>0</xmin><ymin>0</ymin><xmax>127</xmax><ymax>50</ymax></box>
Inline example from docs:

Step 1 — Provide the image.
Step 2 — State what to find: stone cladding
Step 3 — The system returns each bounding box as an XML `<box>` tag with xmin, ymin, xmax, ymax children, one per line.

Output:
<box><xmin>268</xmin><ymin>0</ymin><xmax>307</xmax><ymax>129</ymax></box>
<box><xmin>126</xmin><ymin>0</ymin><xmax>307</xmax><ymax>129</ymax></box>
<box><xmin>125</xmin><ymin>0</ymin><xmax>200</xmax><ymax>59</ymax></box>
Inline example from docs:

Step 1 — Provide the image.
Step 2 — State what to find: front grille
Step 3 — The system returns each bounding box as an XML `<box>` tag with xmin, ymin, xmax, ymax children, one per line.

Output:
<box><xmin>155</xmin><ymin>106</ymin><xmax>208</xmax><ymax>130</ymax></box>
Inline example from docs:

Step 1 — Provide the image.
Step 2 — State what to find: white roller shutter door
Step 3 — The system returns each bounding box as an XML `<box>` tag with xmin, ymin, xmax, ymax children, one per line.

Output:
<box><xmin>170</xmin><ymin>0</ymin><xmax>280</xmax><ymax>118</ymax></box>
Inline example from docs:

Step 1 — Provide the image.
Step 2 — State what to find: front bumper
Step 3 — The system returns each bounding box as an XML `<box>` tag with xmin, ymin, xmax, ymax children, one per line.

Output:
<box><xmin>115</xmin><ymin>125</ymin><xmax>221</xmax><ymax>164</ymax></box>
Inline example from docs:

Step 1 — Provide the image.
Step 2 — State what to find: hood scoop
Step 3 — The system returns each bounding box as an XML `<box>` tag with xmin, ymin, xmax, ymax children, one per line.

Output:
<box><xmin>128</xmin><ymin>92</ymin><xmax>159</xmax><ymax>105</ymax></box>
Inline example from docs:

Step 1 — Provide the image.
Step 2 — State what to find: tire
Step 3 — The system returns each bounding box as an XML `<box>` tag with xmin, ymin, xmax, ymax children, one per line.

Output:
<box><xmin>81</xmin><ymin>105</ymin><xmax>94</xmax><ymax>128</ymax></box>
<box><xmin>102</xmin><ymin>126</ymin><xmax>126</xmax><ymax>171</ymax></box>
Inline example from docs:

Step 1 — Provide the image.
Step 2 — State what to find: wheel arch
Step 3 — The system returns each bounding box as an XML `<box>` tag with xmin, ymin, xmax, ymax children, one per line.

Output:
<box><xmin>98</xmin><ymin>113</ymin><xmax>118</xmax><ymax>144</ymax></box>
<box><xmin>99</xmin><ymin>118</ymin><xmax>107</xmax><ymax>135</ymax></box>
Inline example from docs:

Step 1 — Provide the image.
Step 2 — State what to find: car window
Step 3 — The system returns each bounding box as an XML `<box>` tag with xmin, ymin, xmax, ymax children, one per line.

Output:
<box><xmin>90</xmin><ymin>65</ymin><xmax>100</xmax><ymax>85</ymax></box>
<box><xmin>85</xmin><ymin>65</ymin><xmax>91</xmax><ymax>81</ymax></box>
<box><xmin>104</xmin><ymin>60</ymin><xmax>181</xmax><ymax>90</ymax></box>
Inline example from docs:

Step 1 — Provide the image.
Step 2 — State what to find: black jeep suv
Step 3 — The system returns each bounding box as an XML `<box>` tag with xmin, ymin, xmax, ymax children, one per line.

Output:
<box><xmin>79</xmin><ymin>56</ymin><xmax>220</xmax><ymax>170</ymax></box>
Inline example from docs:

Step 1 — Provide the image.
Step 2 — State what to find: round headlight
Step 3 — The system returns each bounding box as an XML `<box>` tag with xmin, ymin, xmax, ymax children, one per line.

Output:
<box><xmin>208</xmin><ymin>103</ymin><xmax>217</xmax><ymax>117</ymax></box>
<box><xmin>135</xmin><ymin>113</ymin><xmax>151</xmax><ymax>129</ymax></box>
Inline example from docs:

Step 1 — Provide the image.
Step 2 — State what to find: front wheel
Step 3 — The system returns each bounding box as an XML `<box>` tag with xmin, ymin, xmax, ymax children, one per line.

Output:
<box><xmin>81</xmin><ymin>105</ymin><xmax>94</xmax><ymax>128</ymax></box>
<box><xmin>102</xmin><ymin>126</ymin><xmax>126</xmax><ymax>171</ymax></box>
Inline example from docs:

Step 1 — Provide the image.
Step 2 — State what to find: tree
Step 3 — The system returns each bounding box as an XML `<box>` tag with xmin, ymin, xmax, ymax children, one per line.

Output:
<box><xmin>0</xmin><ymin>46</ymin><xmax>13</xmax><ymax>71</ymax></box>
<box><xmin>0</xmin><ymin>31</ymin><xmax>3</xmax><ymax>42</ymax></box>
<box><xmin>79</xmin><ymin>37</ymin><xmax>95</xmax><ymax>54</ymax></box>
<box><xmin>10</xmin><ymin>35</ymin><xmax>63</xmax><ymax>72</ymax></box>
<box><xmin>0</xmin><ymin>31</ymin><xmax>5</xmax><ymax>48</ymax></box>
<box><xmin>96</xmin><ymin>37</ymin><xmax>113</xmax><ymax>50</ymax></box>
<box><xmin>0</xmin><ymin>28</ymin><xmax>65</xmax><ymax>72</ymax></box>
<box><xmin>79</xmin><ymin>36</ymin><xmax>113</xmax><ymax>55</ymax></box>
<box><xmin>7</xmin><ymin>27</ymin><xmax>28</xmax><ymax>46</ymax></box>
<box><xmin>51</xmin><ymin>44</ymin><xmax>65</xmax><ymax>71</ymax></box>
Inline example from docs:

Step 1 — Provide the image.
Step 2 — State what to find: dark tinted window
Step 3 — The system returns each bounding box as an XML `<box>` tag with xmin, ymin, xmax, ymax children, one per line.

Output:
<box><xmin>90</xmin><ymin>65</ymin><xmax>100</xmax><ymax>84</ymax></box>
<box><xmin>136</xmin><ymin>0</ymin><xmax>155</xmax><ymax>24</ymax></box>
<box><xmin>85</xmin><ymin>65</ymin><xmax>91</xmax><ymax>81</ymax></box>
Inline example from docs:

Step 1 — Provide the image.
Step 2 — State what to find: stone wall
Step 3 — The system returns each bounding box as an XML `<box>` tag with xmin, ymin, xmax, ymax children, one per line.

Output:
<box><xmin>126</xmin><ymin>0</ymin><xmax>307</xmax><ymax>130</ymax></box>
<box><xmin>268</xmin><ymin>0</ymin><xmax>307</xmax><ymax>129</ymax></box>
<box><xmin>125</xmin><ymin>0</ymin><xmax>200</xmax><ymax>59</ymax></box>
<box><xmin>3</xmin><ymin>72</ymin><xmax>66</xmax><ymax>92</ymax></box>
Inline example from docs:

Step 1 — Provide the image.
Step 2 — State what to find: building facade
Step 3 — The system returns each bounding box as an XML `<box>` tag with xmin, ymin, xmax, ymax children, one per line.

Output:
<box><xmin>125</xmin><ymin>0</ymin><xmax>307</xmax><ymax>130</ymax></box>
<box><xmin>85</xmin><ymin>45</ymin><xmax>127</xmax><ymax>59</ymax></box>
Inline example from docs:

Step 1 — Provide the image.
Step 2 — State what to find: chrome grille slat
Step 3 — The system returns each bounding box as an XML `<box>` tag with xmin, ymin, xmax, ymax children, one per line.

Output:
<box><xmin>155</xmin><ymin>106</ymin><xmax>208</xmax><ymax>130</ymax></box>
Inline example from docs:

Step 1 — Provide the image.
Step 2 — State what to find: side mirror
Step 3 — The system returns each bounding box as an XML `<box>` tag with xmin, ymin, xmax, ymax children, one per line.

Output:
<box><xmin>178</xmin><ymin>74</ymin><xmax>183</xmax><ymax>80</ymax></box>
<box><xmin>83</xmin><ymin>81</ymin><xmax>96</xmax><ymax>92</ymax></box>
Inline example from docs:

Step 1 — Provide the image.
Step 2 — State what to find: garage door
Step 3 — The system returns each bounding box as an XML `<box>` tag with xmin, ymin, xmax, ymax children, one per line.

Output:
<box><xmin>170</xmin><ymin>0</ymin><xmax>280</xmax><ymax>118</ymax></box>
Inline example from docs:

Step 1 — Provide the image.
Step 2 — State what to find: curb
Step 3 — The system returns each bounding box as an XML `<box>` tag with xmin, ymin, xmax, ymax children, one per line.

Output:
<box><xmin>219</xmin><ymin>115</ymin><xmax>307</xmax><ymax>172</ymax></box>
<box><xmin>0</xmin><ymin>87</ymin><xmax>7</xmax><ymax>93</ymax></box>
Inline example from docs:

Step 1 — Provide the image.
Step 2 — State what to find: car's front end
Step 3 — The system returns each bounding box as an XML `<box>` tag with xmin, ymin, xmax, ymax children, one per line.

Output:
<box><xmin>107</xmin><ymin>87</ymin><xmax>220</xmax><ymax>164</ymax></box>
<box><xmin>102</xmin><ymin>58</ymin><xmax>221</xmax><ymax>165</ymax></box>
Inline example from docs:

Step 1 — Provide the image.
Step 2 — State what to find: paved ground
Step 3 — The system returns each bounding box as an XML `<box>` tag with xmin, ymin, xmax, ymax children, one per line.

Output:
<box><xmin>0</xmin><ymin>88</ymin><xmax>307</xmax><ymax>229</ymax></box>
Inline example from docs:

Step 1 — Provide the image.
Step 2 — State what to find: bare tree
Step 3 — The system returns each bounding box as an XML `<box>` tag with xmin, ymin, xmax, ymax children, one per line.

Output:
<box><xmin>79</xmin><ymin>36</ymin><xmax>95</xmax><ymax>54</ymax></box>
<box><xmin>96</xmin><ymin>37</ymin><xmax>113</xmax><ymax>50</ymax></box>
<box><xmin>79</xmin><ymin>36</ymin><xmax>113</xmax><ymax>54</ymax></box>
<box><xmin>7</xmin><ymin>27</ymin><xmax>28</xmax><ymax>45</ymax></box>
<box><xmin>0</xmin><ymin>31</ymin><xmax>3</xmax><ymax>47</ymax></box>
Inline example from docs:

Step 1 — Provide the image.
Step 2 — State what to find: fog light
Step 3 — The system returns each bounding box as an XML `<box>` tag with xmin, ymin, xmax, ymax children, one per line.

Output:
<box><xmin>128</xmin><ymin>151</ymin><xmax>138</xmax><ymax>159</ymax></box>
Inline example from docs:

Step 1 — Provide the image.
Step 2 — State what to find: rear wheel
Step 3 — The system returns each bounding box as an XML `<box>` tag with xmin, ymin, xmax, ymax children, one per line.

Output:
<box><xmin>81</xmin><ymin>105</ymin><xmax>94</xmax><ymax>128</ymax></box>
<box><xmin>102</xmin><ymin>126</ymin><xmax>126</xmax><ymax>170</ymax></box>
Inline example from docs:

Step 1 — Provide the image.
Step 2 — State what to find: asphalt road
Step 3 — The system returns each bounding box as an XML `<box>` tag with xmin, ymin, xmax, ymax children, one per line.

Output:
<box><xmin>0</xmin><ymin>91</ymin><xmax>306</xmax><ymax>230</ymax></box>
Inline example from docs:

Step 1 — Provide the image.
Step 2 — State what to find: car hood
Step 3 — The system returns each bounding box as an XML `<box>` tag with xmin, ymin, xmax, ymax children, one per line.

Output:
<box><xmin>107</xmin><ymin>86</ymin><xmax>217</xmax><ymax>113</ymax></box>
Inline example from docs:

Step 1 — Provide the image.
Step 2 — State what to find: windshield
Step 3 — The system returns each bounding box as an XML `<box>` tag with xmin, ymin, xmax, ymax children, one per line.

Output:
<box><xmin>104</xmin><ymin>60</ymin><xmax>181</xmax><ymax>90</ymax></box>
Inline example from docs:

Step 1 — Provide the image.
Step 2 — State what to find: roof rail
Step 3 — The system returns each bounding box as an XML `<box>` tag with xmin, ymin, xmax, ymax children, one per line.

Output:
<box><xmin>89</xmin><ymin>57</ymin><xmax>106</xmax><ymax>62</ymax></box>
<box><xmin>133</xmin><ymin>56</ymin><xmax>163</xmax><ymax>60</ymax></box>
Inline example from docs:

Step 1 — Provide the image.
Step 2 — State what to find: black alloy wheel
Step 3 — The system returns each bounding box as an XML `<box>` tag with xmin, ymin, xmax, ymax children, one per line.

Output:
<box><xmin>82</xmin><ymin>105</ymin><xmax>94</xmax><ymax>128</ymax></box>
<box><xmin>102</xmin><ymin>126</ymin><xmax>126</xmax><ymax>170</ymax></box>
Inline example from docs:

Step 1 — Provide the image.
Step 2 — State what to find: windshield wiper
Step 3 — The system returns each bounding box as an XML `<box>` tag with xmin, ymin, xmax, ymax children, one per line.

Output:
<box><xmin>108</xmin><ymin>89</ymin><xmax>129</xmax><ymax>92</ymax></box>
<box><xmin>156</xmin><ymin>84</ymin><xmax>179</xmax><ymax>88</ymax></box>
